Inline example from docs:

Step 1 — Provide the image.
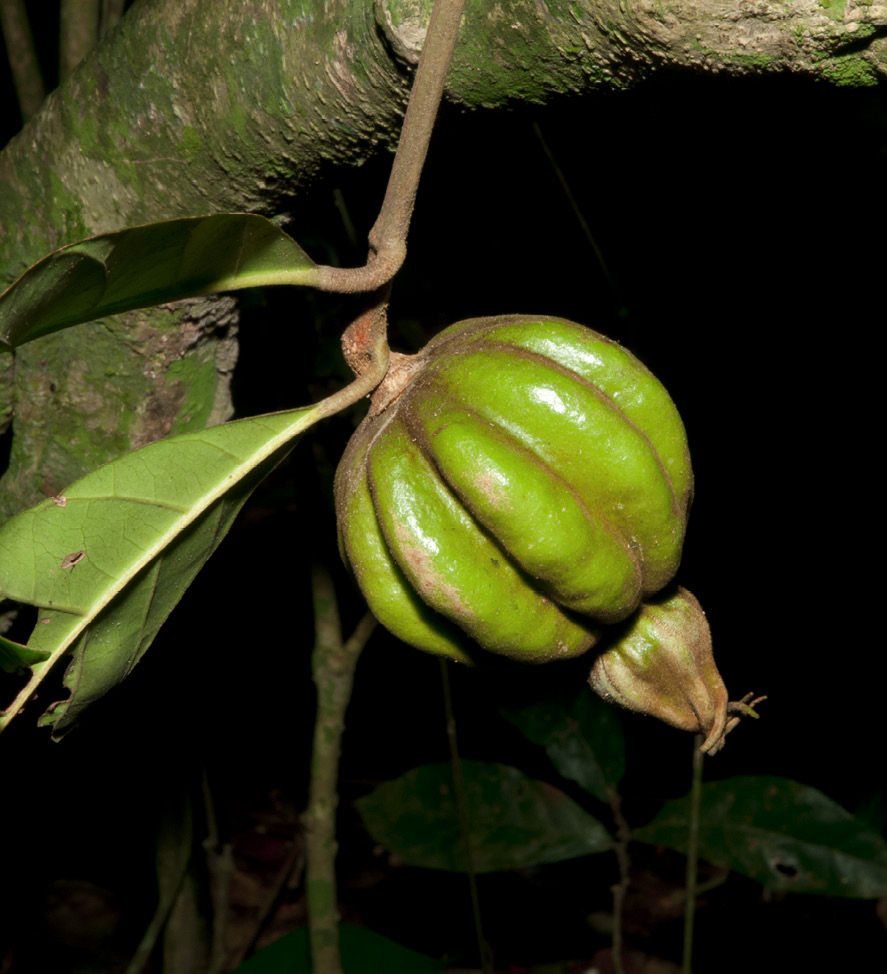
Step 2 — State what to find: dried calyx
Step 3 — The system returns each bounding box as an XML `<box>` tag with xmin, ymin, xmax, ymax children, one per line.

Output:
<box><xmin>589</xmin><ymin>587</ymin><xmax>763</xmax><ymax>754</ymax></box>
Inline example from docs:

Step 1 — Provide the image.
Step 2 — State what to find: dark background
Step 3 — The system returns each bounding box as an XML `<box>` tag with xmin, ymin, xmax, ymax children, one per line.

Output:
<box><xmin>2</xmin><ymin>8</ymin><xmax>887</xmax><ymax>972</ymax></box>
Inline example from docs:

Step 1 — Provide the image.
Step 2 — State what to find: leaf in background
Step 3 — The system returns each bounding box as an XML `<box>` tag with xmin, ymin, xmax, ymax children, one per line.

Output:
<box><xmin>0</xmin><ymin>633</ymin><xmax>50</xmax><ymax>673</ymax></box>
<box><xmin>357</xmin><ymin>760</ymin><xmax>612</xmax><ymax>873</ymax></box>
<box><xmin>0</xmin><ymin>405</ymin><xmax>322</xmax><ymax>737</ymax></box>
<box><xmin>232</xmin><ymin>923</ymin><xmax>447</xmax><ymax>973</ymax></box>
<box><xmin>0</xmin><ymin>213</ymin><xmax>319</xmax><ymax>348</ymax></box>
<box><xmin>634</xmin><ymin>776</ymin><xmax>887</xmax><ymax>898</ymax></box>
<box><xmin>500</xmin><ymin>687</ymin><xmax>625</xmax><ymax>802</ymax></box>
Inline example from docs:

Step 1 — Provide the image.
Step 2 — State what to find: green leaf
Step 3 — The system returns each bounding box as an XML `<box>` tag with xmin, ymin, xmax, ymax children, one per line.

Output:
<box><xmin>357</xmin><ymin>760</ymin><xmax>612</xmax><ymax>873</ymax></box>
<box><xmin>0</xmin><ymin>405</ymin><xmax>323</xmax><ymax>736</ymax></box>
<box><xmin>0</xmin><ymin>214</ymin><xmax>319</xmax><ymax>348</ymax></box>
<box><xmin>0</xmin><ymin>633</ymin><xmax>51</xmax><ymax>673</ymax></box>
<box><xmin>232</xmin><ymin>923</ymin><xmax>447</xmax><ymax>973</ymax></box>
<box><xmin>634</xmin><ymin>776</ymin><xmax>887</xmax><ymax>898</ymax></box>
<box><xmin>500</xmin><ymin>687</ymin><xmax>625</xmax><ymax>802</ymax></box>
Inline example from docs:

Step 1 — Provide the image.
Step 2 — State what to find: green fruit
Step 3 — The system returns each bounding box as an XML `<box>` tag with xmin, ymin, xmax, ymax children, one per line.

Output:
<box><xmin>334</xmin><ymin>314</ymin><xmax>693</xmax><ymax>665</ymax></box>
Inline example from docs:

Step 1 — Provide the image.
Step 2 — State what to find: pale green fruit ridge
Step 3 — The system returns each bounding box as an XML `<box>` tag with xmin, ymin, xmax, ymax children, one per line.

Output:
<box><xmin>403</xmin><ymin>395</ymin><xmax>641</xmax><ymax>621</ymax></box>
<box><xmin>335</xmin><ymin>408</ymin><xmax>474</xmax><ymax>664</ymax></box>
<box><xmin>419</xmin><ymin>346</ymin><xmax>685</xmax><ymax>594</ymax></box>
<box><xmin>366</xmin><ymin>417</ymin><xmax>598</xmax><ymax>662</ymax></box>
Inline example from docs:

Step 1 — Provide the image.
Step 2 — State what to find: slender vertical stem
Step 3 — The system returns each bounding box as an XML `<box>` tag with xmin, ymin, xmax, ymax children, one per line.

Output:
<box><xmin>531</xmin><ymin>120</ymin><xmax>621</xmax><ymax>305</ymax></box>
<box><xmin>229</xmin><ymin>839</ymin><xmax>303</xmax><ymax>969</ymax></box>
<box><xmin>439</xmin><ymin>659</ymin><xmax>492</xmax><ymax>974</ymax></box>
<box><xmin>202</xmin><ymin>769</ymin><xmax>235</xmax><ymax>974</ymax></box>
<box><xmin>99</xmin><ymin>0</ymin><xmax>125</xmax><ymax>37</ymax></box>
<box><xmin>304</xmin><ymin>562</ymin><xmax>376</xmax><ymax>974</ymax></box>
<box><xmin>59</xmin><ymin>0</ymin><xmax>99</xmax><ymax>80</ymax></box>
<box><xmin>306</xmin><ymin>4</ymin><xmax>467</xmax><ymax>971</ymax></box>
<box><xmin>608</xmin><ymin>789</ymin><xmax>631</xmax><ymax>974</ymax></box>
<box><xmin>125</xmin><ymin>789</ymin><xmax>196</xmax><ymax>974</ymax></box>
<box><xmin>0</xmin><ymin>0</ymin><xmax>45</xmax><ymax>121</ymax></box>
<box><xmin>368</xmin><ymin>0</ymin><xmax>465</xmax><ymax>256</ymax></box>
<box><xmin>682</xmin><ymin>735</ymin><xmax>705</xmax><ymax>974</ymax></box>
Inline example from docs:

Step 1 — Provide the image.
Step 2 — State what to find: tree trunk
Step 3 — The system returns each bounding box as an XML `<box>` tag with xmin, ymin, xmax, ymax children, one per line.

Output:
<box><xmin>1</xmin><ymin>0</ymin><xmax>884</xmax><ymax>517</ymax></box>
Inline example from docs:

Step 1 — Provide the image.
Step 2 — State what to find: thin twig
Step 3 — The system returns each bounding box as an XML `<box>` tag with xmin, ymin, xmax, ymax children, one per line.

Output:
<box><xmin>304</xmin><ymin>561</ymin><xmax>377</xmax><ymax>974</ymax></box>
<box><xmin>228</xmin><ymin>837</ymin><xmax>304</xmax><ymax>970</ymax></box>
<box><xmin>125</xmin><ymin>867</ymin><xmax>190</xmax><ymax>974</ymax></box>
<box><xmin>682</xmin><ymin>734</ymin><xmax>705</xmax><ymax>974</ymax></box>
<box><xmin>532</xmin><ymin>120</ymin><xmax>623</xmax><ymax>310</ymax></box>
<box><xmin>315</xmin><ymin>0</ymin><xmax>466</xmax><ymax>295</ymax></box>
<box><xmin>439</xmin><ymin>660</ymin><xmax>492</xmax><ymax>974</ymax></box>
<box><xmin>333</xmin><ymin>188</ymin><xmax>360</xmax><ymax>251</ymax></box>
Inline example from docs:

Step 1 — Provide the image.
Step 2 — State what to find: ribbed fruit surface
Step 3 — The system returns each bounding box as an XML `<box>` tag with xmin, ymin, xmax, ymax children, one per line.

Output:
<box><xmin>334</xmin><ymin>315</ymin><xmax>693</xmax><ymax>664</ymax></box>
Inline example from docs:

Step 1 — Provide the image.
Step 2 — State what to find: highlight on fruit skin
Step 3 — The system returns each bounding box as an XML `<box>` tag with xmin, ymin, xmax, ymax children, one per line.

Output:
<box><xmin>334</xmin><ymin>314</ymin><xmax>694</xmax><ymax>665</ymax></box>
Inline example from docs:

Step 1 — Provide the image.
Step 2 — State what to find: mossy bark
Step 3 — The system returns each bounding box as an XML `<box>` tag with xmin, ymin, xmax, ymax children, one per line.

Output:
<box><xmin>0</xmin><ymin>0</ymin><xmax>408</xmax><ymax>518</ymax></box>
<box><xmin>1</xmin><ymin>0</ymin><xmax>884</xmax><ymax>518</ymax></box>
